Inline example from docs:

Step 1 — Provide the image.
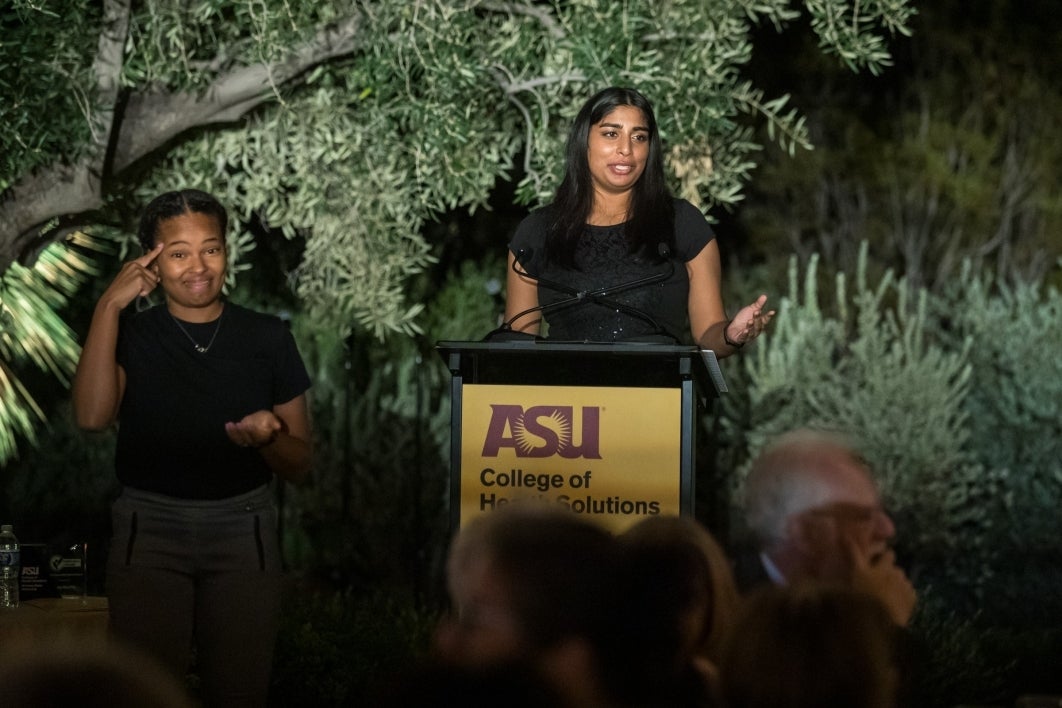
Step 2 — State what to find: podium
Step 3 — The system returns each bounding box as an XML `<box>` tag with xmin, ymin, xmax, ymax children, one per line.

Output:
<box><xmin>437</xmin><ymin>340</ymin><xmax>726</xmax><ymax>533</ymax></box>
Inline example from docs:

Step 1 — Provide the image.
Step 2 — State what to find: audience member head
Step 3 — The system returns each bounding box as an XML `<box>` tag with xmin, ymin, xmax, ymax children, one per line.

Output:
<box><xmin>743</xmin><ymin>428</ymin><xmax>895</xmax><ymax>584</ymax></box>
<box><xmin>612</xmin><ymin>515</ymin><xmax>738</xmax><ymax>707</ymax></box>
<box><xmin>375</xmin><ymin>658</ymin><xmax>569</xmax><ymax>708</ymax></box>
<box><xmin>0</xmin><ymin>638</ymin><xmax>194</xmax><ymax>708</ymax></box>
<box><xmin>719</xmin><ymin>584</ymin><xmax>900</xmax><ymax>708</ymax></box>
<box><xmin>436</xmin><ymin>503</ymin><xmax>623</xmax><ymax>707</ymax></box>
<box><xmin>618</xmin><ymin>515</ymin><xmax>740</xmax><ymax>666</ymax></box>
<box><xmin>740</xmin><ymin>429</ymin><xmax>917</xmax><ymax>626</ymax></box>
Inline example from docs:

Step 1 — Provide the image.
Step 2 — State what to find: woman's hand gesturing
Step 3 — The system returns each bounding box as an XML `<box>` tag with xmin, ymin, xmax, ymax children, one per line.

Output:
<box><xmin>101</xmin><ymin>243</ymin><xmax>164</xmax><ymax>310</ymax></box>
<box><xmin>724</xmin><ymin>294</ymin><xmax>775</xmax><ymax>347</ymax></box>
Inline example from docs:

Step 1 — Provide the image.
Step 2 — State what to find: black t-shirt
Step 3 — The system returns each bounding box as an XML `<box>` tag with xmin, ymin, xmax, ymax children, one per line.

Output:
<box><xmin>115</xmin><ymin>301</ymin><xmax>311</xmax><ymax>499</ymax></box>
<box><xmin>509</xmin><ymin>199</ymin><xmax>715</xmax><ymax>342</ymax></box>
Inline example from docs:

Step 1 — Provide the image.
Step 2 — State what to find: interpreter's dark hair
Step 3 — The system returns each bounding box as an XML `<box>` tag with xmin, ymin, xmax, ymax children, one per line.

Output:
<box><xmin>546</xmin><ymin>86</ymin><xmax>674</xmax><ymax>268</ymax></box>
<box><xmin>137</xmin><ymin>189</ymin><xmax>228</xmax><ymax>251</ymax></box>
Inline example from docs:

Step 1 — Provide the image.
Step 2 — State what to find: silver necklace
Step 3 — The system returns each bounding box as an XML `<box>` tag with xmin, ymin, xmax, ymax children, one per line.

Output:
<box><xmin>170</xmin><ymin>309</ymin><xmax>224</xmax><ymax>353</ymax></box>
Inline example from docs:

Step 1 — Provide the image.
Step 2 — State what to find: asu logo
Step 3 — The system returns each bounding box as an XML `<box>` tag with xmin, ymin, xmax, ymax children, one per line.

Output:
<box><xmin>481</xmin><ymin>404</ymin><xmax>602</xmax><ymax>459</ymax></box>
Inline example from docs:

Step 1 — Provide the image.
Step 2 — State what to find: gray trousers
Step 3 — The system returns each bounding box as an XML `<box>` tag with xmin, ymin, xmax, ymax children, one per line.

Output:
<box><xmin>106</xmin><ymin>485</ymin><xmax>281</xmax><ymax>708</ymax></box>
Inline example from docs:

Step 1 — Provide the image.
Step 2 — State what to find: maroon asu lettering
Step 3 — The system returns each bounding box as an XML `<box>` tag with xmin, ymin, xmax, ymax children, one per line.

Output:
<box><xmin>481</xmin><ymin>404</ymin><xmax>602</xmax><ymax>459</ymax></box>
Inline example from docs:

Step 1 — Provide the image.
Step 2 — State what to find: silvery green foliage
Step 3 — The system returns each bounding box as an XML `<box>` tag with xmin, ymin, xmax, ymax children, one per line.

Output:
<box><xmin>2</xmin><ymin>0</ymin><xmax>915</xmax><ymax>338</ymax></box>
<box><xmin>938</xmin><ymin>262</ymin><xmax>1062</xmax><ymax>562</ymax></box>
<box><xmin>0</xmin><ymin>0</ymin><xmax>915</xmax><ymax>459</ymax></box>
<box><xmin>720</xmin><ymin>244</ymin><xmax>1008</xmax><ymax>589</ymax></box>
<box><xmin>0</xmin><ymin>1</ymin><xmax>98</xmax><ymax>182</ymax></box>
<box><xmin>0</xmin><ymin>235</ymin><xmax>104</xmax><ymax>462</ymax></box>
<box><xmin>277</xmin><ymin>259</ymin><xmax>502</xmax><ymax>581</ymax></box>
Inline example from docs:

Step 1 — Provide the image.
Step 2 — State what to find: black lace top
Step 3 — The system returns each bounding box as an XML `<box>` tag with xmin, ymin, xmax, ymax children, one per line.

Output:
<box><xmin>509</xmin><ymin>199</ymin><xmax>715</xmax><ymax>343</ymax></box>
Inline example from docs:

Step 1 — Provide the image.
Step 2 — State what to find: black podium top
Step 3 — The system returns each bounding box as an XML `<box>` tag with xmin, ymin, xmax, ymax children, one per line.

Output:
<box><xmin>436</xmin><ymin>339</ymin><xmax>727</xmax><ymax>394</ymax></box>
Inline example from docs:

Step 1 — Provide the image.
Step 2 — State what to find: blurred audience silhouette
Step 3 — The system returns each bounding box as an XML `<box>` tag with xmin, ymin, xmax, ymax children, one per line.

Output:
<box><xmin>411</xmin><ymin>429</ymin><xmax>932</xmax><ymax>706</ymax></box>
<box><xmin>616</xmin><ymin>515</ymin><xmax>740</xmax><ymax>706</ymax></box>
<box><xmin>0</xmin><ymin>637</ymin><xmax>194</xmax><ymax>708</ymax></box>
<box><xmin>718</xmin><ymin>583</ymin><xmax>901</xmax><ymax>708</ymax></box>
<box><xmin>375</xmin><ymin>658</ymin><xmax>568</xmax><ymax>708</ymax></box>
<box><xmin>736</xmin><ymin>428</ymin><xmax>917</xmax><ymax>626</ymax></box>
<box><xmin>434</xmin><ymin>503</ymin><xmax>624</xmax><ymax>707</ymax></box>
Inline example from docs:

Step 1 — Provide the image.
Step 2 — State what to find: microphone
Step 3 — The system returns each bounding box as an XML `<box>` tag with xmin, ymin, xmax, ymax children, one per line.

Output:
<box><xmin>481</xmin><ymin>249</ymin><xmax>568</xmax><ymax>341</ymax></box>
<box><xmin>484</xmin><ymin>245</ymin><xmax>675</xmax><ymax>341</ymax></box>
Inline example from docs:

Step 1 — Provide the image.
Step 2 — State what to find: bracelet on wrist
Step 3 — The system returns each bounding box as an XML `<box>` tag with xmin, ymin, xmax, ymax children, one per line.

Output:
<box><xmin>723</xmin><ymin>321</ymin><xmax>744</xmax><ymax>349</ymax></box>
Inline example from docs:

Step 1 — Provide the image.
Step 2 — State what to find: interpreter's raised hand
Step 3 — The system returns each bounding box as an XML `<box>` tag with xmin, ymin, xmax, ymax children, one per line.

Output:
<box><xmin>725</xmin><ymin>294</ymin><xmax>775</xmax><ymax>347</ymax></box>
<box><xmin>100</xmin><ymin>243</ymin><xmax>164</xmax><ymax>310</ymax></box>
<box><xmin>846</xmin><ymin>540</ymin><xmax>918</xmax><ymax>627</ymax></box>
<box><xmin>225</xmin><ymin>410</ymin><xmax>282</xmax><ymax>449</ymax></box>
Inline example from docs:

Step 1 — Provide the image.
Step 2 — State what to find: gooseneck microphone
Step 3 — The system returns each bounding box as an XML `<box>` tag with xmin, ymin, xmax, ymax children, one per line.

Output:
<box><xmin>483</xmin><ymin>244</ymin><xmax>675</xmax><ymax>341</ymax></box>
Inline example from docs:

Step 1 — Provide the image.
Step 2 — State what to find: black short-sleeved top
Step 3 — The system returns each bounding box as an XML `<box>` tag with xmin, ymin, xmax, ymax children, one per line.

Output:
<box><xmin>115</xmin><ymin>302</ymin><xmax>311</xmax><ymax>499</ymax></box>
<box><xmin>509</xmin><ymin>198</ymin><xmax>715</xmax><ymax>343</ymax></box>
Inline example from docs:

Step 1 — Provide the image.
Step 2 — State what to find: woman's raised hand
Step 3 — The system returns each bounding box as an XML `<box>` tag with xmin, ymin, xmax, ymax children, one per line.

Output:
<box><xmin>725</xmin><ymin>294</ymin><xmax>775</xmax><ymax>347</ymax></box>
<box><xmin>101</xmin><ymin>243</ymin><xmax>163</xmax><ymax>310</ymax></box>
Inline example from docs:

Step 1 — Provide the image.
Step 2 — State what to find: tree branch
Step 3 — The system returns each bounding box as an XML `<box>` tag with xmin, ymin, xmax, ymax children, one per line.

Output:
<box><xmin>91</xmin><ymin>0</ymin><xmax>131</xmax><ymax>157</ymax></box>
<box><xmin>0</xmin><ymin>12</ymin><xmax>364</xmax><ymax>271</ymax></box>
<box><xmin>479</xmin><ymin>1</ymin><xmax>566</xmax><ymax>40</ymax></box>
<box><xmin>113</xmin><ymin>13</ymin><xmax>363</xmax><ymax>171</ymax></box>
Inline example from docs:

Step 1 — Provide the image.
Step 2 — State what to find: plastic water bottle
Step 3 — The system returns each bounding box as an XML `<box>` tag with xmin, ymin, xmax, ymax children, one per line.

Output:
<box><xmin>0</xmin><ymin>524</ymin><xmax>19</xmax><ymax>608</ymax></box>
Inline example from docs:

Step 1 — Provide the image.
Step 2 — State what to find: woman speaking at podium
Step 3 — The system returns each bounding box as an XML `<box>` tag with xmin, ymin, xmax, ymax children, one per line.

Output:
<box><xmin>505</xmin><ymin>87</ymin><xmax>772</xmax><ymax>355</ymax></box>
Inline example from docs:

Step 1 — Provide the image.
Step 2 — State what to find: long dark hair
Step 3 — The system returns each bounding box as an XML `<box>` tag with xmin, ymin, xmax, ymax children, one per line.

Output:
<box><xmin>546</xmin><ymin>87</ymin><xmax>674</xmax><ymax>268</ymax></box>
<box><xmin>137</xmin><ymin>189</ymin><xmax>228</xmax><ymax>251</ymax></box>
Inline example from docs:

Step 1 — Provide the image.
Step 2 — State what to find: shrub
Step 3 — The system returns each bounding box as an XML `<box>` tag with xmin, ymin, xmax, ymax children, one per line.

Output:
<box><xmin>711</xmin><ymin>246</ymin><xmax>1062</xmax><ymax>704</ymax></box>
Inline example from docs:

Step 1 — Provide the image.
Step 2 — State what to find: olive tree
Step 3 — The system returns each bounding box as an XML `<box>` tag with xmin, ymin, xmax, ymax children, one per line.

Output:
<box><xmin>0</xmin><ymin>0</ymin><xmax>914</xmax><ymax>461</ymax></box>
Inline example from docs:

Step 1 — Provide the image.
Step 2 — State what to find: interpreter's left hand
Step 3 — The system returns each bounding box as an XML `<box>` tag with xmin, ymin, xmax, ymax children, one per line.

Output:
<box><xmin>225</xmin><ymin>410</ymin><xmax>282</xmax><ymax>449</ymax></box>
<box><xmin>726</xmin><ymin>294</ymin><xmax>775</xmax><ymax>346</ymax></box>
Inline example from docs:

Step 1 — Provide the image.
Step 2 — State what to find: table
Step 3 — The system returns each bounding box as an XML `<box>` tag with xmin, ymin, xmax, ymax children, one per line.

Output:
<box><xmin>0</xmin><ymin>597</ymin><xmax>109</xmax><ymax>645</ymax></box>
